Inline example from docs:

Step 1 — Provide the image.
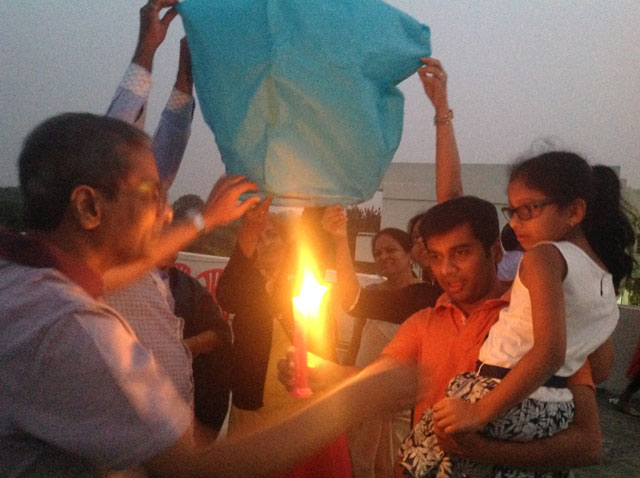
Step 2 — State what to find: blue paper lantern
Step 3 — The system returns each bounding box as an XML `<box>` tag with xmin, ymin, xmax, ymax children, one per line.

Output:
<box><xmin>178</xmin><ymin>0</ymin><xmax>430</xmax><ymax>206</ymax></box>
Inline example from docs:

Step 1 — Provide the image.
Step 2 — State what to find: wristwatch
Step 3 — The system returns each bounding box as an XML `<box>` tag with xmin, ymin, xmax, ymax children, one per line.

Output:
<box><xmin>186</xmin><ymin>209</ymin><xmax>205</xmax><ymax>233</ymax></box>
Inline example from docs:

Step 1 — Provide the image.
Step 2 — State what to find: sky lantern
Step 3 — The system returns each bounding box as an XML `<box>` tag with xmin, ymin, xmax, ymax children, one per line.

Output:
<box><xmin>178</xmin><ymin>0</ymin><xmax>430</xmax><ymax>206</ymax></box>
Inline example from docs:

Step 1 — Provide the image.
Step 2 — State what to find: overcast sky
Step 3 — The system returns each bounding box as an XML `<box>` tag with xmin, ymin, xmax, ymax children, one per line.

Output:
<box><xmin>1</xmin><ymin>1</ymin><xmax>638</xmax><ymax>203</ymax></box>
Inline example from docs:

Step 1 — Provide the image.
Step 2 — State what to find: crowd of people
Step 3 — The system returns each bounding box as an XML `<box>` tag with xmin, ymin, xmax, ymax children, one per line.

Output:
<box><xmin>0</xmin><ymin>1</ymin><xmax>637</xmax><ymax>477</ymax></box>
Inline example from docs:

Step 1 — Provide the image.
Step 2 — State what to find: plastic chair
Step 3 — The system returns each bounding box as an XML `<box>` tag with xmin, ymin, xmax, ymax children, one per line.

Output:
<box><xmin>173</xmin><ymin>262</ymin><xmax>192</xmax><ymax>275</ymax></box>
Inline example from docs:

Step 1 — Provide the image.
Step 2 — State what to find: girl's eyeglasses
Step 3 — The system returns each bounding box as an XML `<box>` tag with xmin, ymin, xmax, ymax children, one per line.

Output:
<box><xmin>501</xmin><ymin>200</ymin><xmax>554</xmax><ymax>221</ymax></box>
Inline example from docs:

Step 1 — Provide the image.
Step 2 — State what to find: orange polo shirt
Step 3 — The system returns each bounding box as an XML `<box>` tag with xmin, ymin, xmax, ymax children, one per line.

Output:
<box><xmin>382</xmin><ymin>292</ymin><xmax>594</xmax><ymax>425</ymax></box>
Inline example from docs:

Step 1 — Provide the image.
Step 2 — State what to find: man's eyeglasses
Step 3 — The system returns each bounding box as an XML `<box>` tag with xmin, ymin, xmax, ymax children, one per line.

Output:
<box><xmin>501</xmin><ymin>200</ymin><xmax>554</xmax><ymax>221</ymax></box>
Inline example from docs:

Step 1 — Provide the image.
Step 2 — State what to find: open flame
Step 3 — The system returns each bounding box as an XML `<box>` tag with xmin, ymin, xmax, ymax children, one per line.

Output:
<box><xmin>293</xmin><ymin>275</ymin><xmax>327</xmax><ymax>323</ymax></box>
<box><xmin>292</xmin><ymin>244</ymin><xmax>327</xmax><ymax>318</ymax></box>
<box><xmin>291</xmin><ymin>244</ymin><xmax>329</xmax><ymax>384</ymax></box>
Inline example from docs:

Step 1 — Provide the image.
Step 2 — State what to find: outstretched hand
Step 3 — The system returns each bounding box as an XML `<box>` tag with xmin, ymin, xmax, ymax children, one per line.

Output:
<box><xmin>242</xmin><ymin>195</ymin><xmax>273</xmax><ymax>232</ymax></box>
<box><xmin>277</xmin><ymin>346</ymin><xmax>338</xmax><ymax>393</ymax></box>
<box><xmin>277</xmin><ymin>347</ymin><xmax>322</xmax><ymax>392</ymax></box>
<box><xmin>235</xmin><ymin>196</ymin><xmax>273</xmax><ymax>258</ymax></box>
<box><xmin>433</xmin><ymin>397</ymin><xmax>487</xmax><ymax>434</ymax></box>
<box><xmin>133</xmin><ymin>0</ymin><xmax>179</xmax><ymax>70</ymax></box>
<box><xmin>433</xmin><ymin>422</ymin><xmax>488</xmax><ymax>459</ymax></box>
<box><xmin>321</xmin><ymin>205</ymin><xmax>348</xmax><ymax>240</ymax></box>
<box><xmin>418</xmin><ymin>57</ymin><xmax>449</xmax><ymax>113</ymax></box>
<box><xmin>277</xmin><ymin>347</ymin><xmax>297</xmax><ymax>393</ymax></box>
<box><xmin>202</xmin><ymin>175</ymin><xmax>260</xmax><ymax>229</ymax></box>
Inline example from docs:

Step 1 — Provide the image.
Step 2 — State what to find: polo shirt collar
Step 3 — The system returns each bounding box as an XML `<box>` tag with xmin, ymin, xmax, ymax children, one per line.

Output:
<box><xmin>0</xmin><ymin>229</ymin><xmax>103</xmax><ymax>299</ymax></box>
<box><xmin>434</xmin><ymin>289</ymin><xmax>510</xmax><ymax>315</ymax></box>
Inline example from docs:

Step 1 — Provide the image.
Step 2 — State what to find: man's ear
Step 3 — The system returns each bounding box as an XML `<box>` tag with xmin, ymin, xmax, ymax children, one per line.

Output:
<box><xmin>69</xmin><ymin>185</ymin><xmax>103</xmax><ymax>230</ymax></box>
<box><xmin>490</xmin><ymin>238</ymin><xmax>503</xmax><ymax>266</ymax></box>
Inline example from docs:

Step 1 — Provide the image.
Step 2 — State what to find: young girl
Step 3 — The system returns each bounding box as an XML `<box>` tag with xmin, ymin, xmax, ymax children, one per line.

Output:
<box><xmin>399</xmin><ymin>152</ymin><xmax>635</xmax><ymax>477</ymax></box>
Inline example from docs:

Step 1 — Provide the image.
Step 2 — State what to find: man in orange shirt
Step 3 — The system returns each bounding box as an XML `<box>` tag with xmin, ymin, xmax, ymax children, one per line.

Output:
<box><xmin>281</xmin><ymin>195</ymin><xmax>603</xmax><ymax>473</ymax></box>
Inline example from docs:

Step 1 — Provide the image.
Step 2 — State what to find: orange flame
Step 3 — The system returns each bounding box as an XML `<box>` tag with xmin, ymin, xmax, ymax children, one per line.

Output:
<box><xmin>292</xmin><ymin>242</ymin><xmax>330</xmax><ymax>360</ymax></box>
<box><xmin>292</xmin><ymin>245</ymin><xmax>328</xmax><ymax>325</ymax></box>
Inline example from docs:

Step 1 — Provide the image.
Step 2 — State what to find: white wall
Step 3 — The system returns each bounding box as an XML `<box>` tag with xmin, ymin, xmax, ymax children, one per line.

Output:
<box><xmin>600</xmin><ymin>307</ymin><xmax>640</xmax><ymax>394</ymax></box>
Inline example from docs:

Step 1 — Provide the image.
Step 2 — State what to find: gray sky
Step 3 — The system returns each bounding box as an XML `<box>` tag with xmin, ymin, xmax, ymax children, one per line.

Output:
<box><xmin>1</xmin><ymin>1</ymin><xmax>639</xmax><ymax>204</ymax></box>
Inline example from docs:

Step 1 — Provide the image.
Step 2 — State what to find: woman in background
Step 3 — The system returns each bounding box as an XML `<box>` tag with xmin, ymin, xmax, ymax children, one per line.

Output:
<box><xmin>339</xmin><ymin>227</ymin><xmax>422</xmax><ymax>477</ymax></box>
<box><xmin>343</xmin><ymin>228</ymin><xmax>426</xmax><ymax>366</ymax></box>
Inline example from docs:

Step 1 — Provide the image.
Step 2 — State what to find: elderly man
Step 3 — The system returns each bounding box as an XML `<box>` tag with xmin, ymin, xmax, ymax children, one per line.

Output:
<box><xmin>103</xmin><ymin>0</ymin><xmax>232</xmax><ymax>435</ymax></box>
<box><xmin>0</xmin><ymin>113</ymin><xmax>415</xmax><ymax>476</ymax></box>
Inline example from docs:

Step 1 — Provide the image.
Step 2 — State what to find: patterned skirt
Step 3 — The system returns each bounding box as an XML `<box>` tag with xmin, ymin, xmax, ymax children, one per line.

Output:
<box><xmin>398</xmin><ymin>371</ymin><xmax>575</xmax><ymax>478</ymax></box>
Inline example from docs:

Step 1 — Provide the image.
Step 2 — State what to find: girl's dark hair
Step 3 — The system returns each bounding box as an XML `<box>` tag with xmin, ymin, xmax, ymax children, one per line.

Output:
<box><xmin>509</xmin><ymin>151</ymin><xmax>635</xmax><ymax>292</ymax></box>
<box><xmin>501</xmin><ymin>224</ymin><xmax>523</xmax><ymax>252</ymax></box>
<box><xmin>372</xmin><ymin>228</ymin><xmax>412</xmax><ymax>254</ymax></box>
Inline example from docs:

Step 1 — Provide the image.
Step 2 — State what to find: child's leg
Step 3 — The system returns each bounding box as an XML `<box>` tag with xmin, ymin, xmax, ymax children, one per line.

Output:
<box><xmin>397</xmin><ymin>372</ymin><xmax>497</xmax><ymax>477</ymax></box>
<box><xmin>397</xmin><ymin>405</ymin><xmax>444</xmax><ymax>478</ymax></box>
<box><xmin>398</xmin><ymin>370</ymin><xmax>576</xmax><ymax>478</ymax></box>
<box><xmin>485</xmin><ymin>395</ymin><xmax>574</xmax><ymax>478</ymax></box>
<box><xmin>485</xmin><ymin>397</ymin><xmax>574</xmax><ymax>441</ymax></box>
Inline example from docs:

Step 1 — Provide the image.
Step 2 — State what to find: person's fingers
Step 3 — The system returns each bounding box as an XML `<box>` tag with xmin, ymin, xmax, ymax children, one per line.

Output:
<box><xmin>218</xmin><ymin>174</ymin><xmax>250</xmax><ymax>190</ymax></box>
<box><xmin>419</xmin><ymin>65</ymin><xmax>446</xmax><ymax>80</ymax></box>
<box><xmin>323</xmin><ymin>205</ymin><xmax>344</xmax><ymax>221</ymax></box>
<box><xmin>143</xmin><ymin>0</ymin><xmax>175</xmax><ymax>16</ymax></box>
<box><xmin>277</xmin><ymin>356</ymin><xmax>294</xmax><ymax>377</ymax></box>
<box><xmin>432</xmin><ymin>398</ymin><xmax>447</xmax><ymax>412</ymax></box>
<box><xmin>285</xmin><ymin>346</ymin><xmax>296</xmax><ymax>365</ymax></box>
<box><xmin>256</xmin><ymin>195</ymin><xmax>273</xmax><ymax>213</ymax></box>
<box><xmin>420</xmin><ymin>57</ymin><xmax>442</xmax><ymax>69</ymax></box>
<box><xmin>154</xmin><ymin>0</ymin><xmax>179</xmax><ymax>9</ymax></box>
<box><xmin>160</xmin><ymin>6</ymin><xmax>179</xmax><ymax>29</ymax></box>
<box><xmin>277</xmin><ymin>349</ymin><xmax>297</xmax><ymax>389</ymax></box>
<box><xmin>209</xmin><ymin>174</ymin><xmax>250</xmax><ymax>198</ymax></box>
<box><xmin>435</xmin><ymin>414</ymin><xmax>456</xmax><ymax>432</ymax></box>
<box><xmin>321</xmin><ymin>213</ymin><xmax>340</xmax><ymax>230</ymax></box>
<box><xmin>229</xmin><ymin>179</ymin><xmax>259</xmax><ymax>198</ymax></box>
<box><xmin>332</xmin><ymin>216</ymin><xmax>346</xmax><ymax>228</ymax></box>
<box><xmin>444</xmin><ymin>423</ymin><xmax>460</xmax><ymax>434</ymax></box>
<box><xmin>236</xmin><ymin>196</ymin><xmax>262</xmax><ymax>216</ymax></box>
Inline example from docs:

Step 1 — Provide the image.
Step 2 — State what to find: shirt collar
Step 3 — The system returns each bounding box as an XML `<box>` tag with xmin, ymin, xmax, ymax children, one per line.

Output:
<box><xmin>0</xmin><ymin>229</ymin><xmax>103</xmax><ymax>299</ymax></box>
<box><xmin>434</xmin><ymin>289</ymin><xmax>510</xmax><ymax>314</ymax></box>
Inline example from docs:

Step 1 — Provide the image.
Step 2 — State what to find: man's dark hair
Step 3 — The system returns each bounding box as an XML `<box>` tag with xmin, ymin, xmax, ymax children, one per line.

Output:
<box><xmin>420</xmin><ymin>196</ymin><xmax>500</xmax><ymax>253</ymax></box>
<box><xmin>19</xmin><ymin>113</ymin><xmax>150</xmax><ymax>231</ymax></box>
